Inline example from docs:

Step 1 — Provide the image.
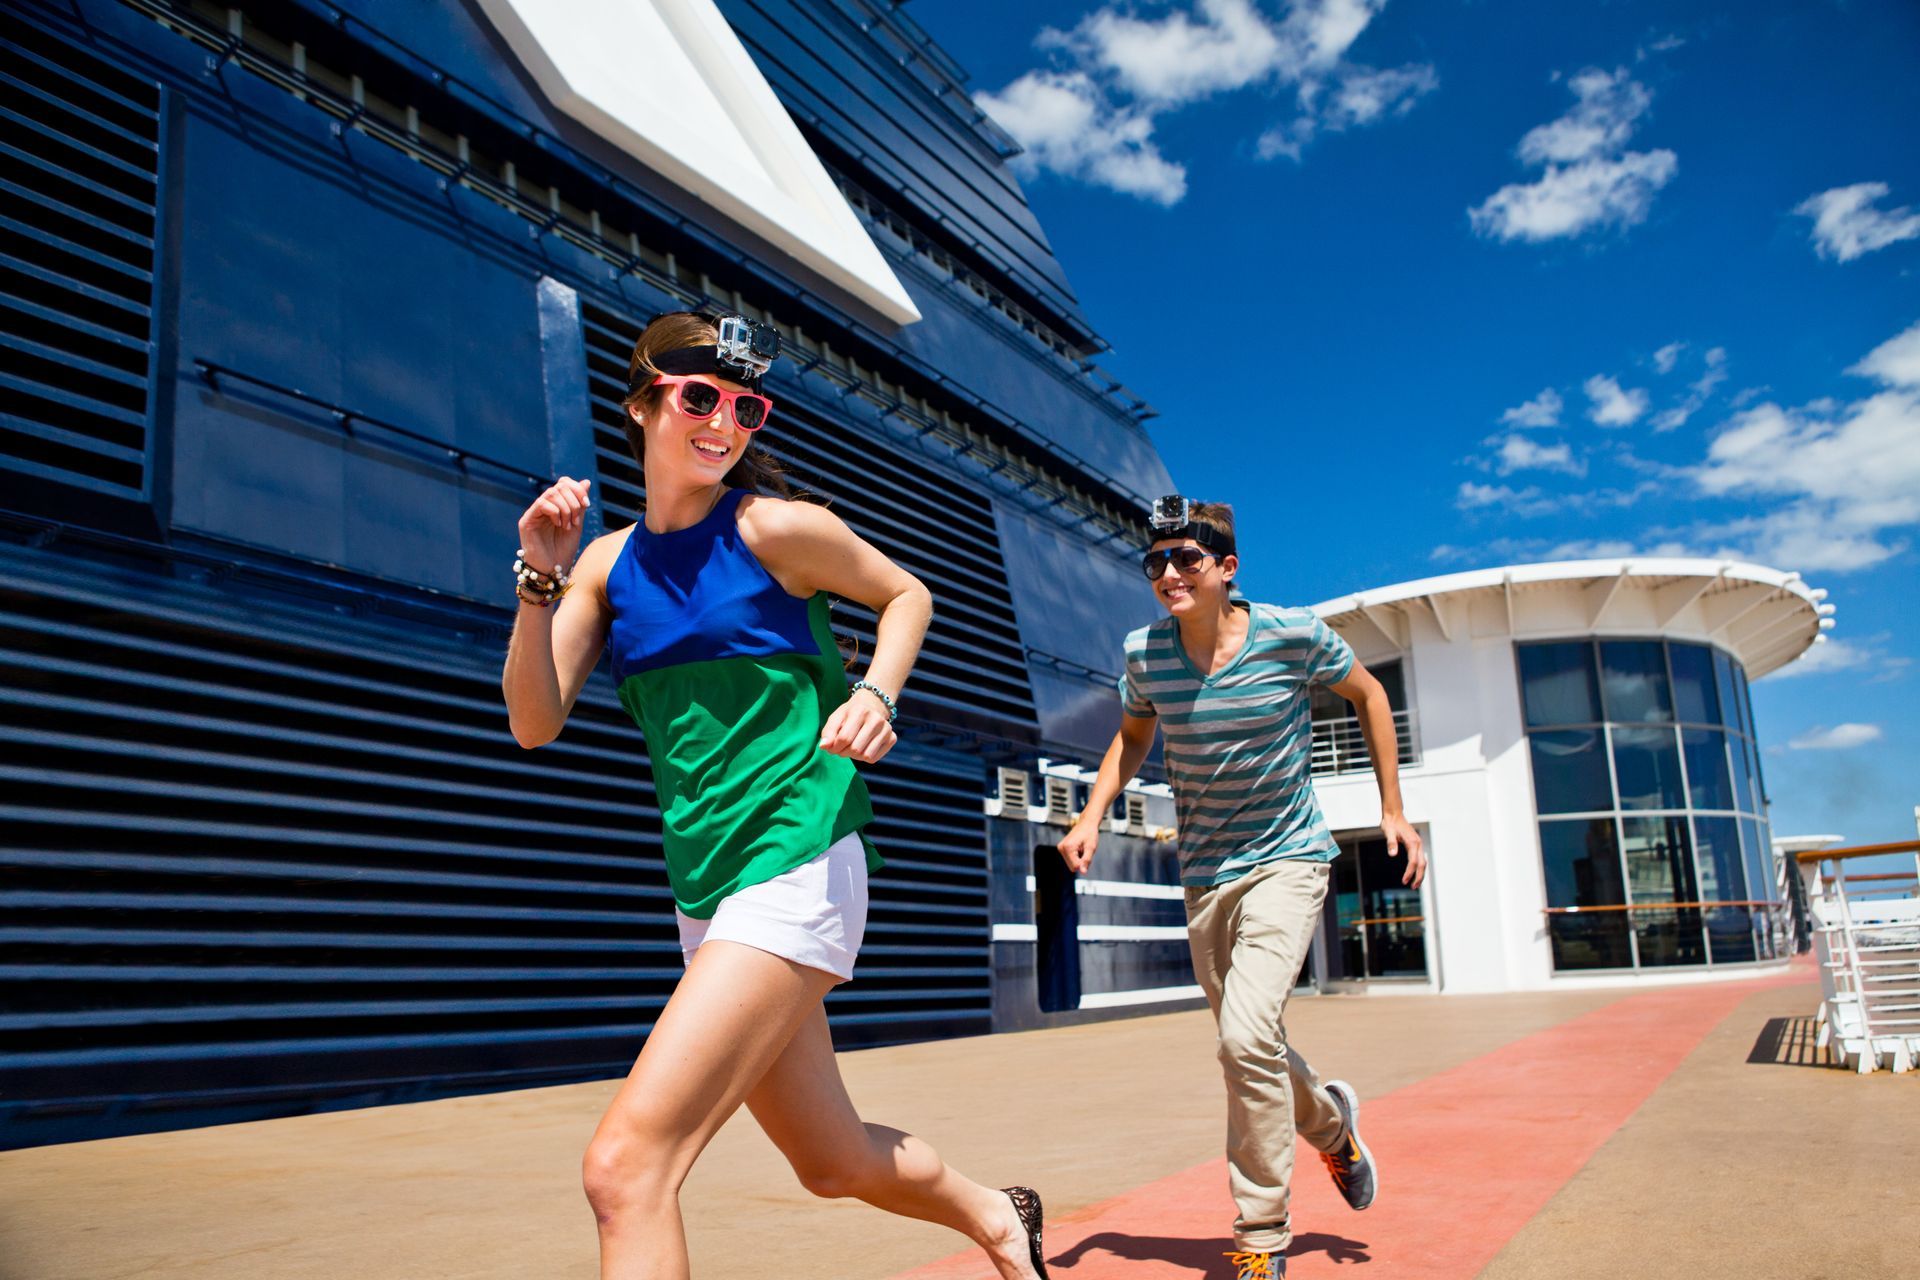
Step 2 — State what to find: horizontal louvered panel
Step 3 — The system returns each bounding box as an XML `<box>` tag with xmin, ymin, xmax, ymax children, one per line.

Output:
<box><xmin>0</xmin><ymin>22</ymin><xmax>158</xmax><ymax>500</ymax></box>
<box><xmin>0</xmin><ymin>551</ymin><xmax>990</xmax><ymax>1144</ymax></box>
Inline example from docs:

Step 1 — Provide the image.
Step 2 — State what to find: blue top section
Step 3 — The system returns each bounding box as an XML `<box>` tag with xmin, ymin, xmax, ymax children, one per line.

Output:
<box><xmin>604</xmin><ymin>490</ymin><xmax>820</xmax><ymax>681</ymax></box>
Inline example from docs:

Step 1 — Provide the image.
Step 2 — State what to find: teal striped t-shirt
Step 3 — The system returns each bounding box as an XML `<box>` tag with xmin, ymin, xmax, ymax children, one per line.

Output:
<box><xmin>1118</xmin><ymin>602</ymin><xmax>1355</xmax><ymax>887</ymax></box>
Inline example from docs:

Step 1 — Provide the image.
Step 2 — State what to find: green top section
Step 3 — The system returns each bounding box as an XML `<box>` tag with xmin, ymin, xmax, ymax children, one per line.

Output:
<box><xmin>617</xmin><ymin>593</ymin><xmax>880</xmax><ymax>919</ymax></box>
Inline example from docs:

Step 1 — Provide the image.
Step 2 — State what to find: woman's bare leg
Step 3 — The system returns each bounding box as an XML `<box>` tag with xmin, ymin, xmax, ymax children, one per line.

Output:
<box><xmin>582</xmin><ymin>940</ymin><xmax>838</xmax><ymax>1280</ymax></box>
<box><xmin>746</xmin><ymin>1006</ymin><xmax>1042</xmax><ymax>1280</ymax></box>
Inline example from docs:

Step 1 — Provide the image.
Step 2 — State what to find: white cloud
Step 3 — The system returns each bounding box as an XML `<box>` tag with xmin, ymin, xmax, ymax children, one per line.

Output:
<box><xmin>1686</xmin><ymin>327</ymin><xmax>1920</xmax><ymax>572</ymax></box>
<box><xmin>1260</xmin><ymin>58</ymin><xmax>1437</xmax><ymax>159</ymax></box>
<box><xmin>1056</xmin><ymin>0</ymin><xmax>1285</xmax><ymax>104</ymax></box>
<box><xmin>1768</xmin><ymin>633</ymin><xmax>1910</xmax><ymax>683</ymax></box>
<box><xmin>1326</xmin><ymin>62</ymin><xmax>1439</xmax><ymax>126</ymax></box>
<box><xmin>1470</xmin><ymin>67</ymin><xmax>1676</xmax><ymax>243</ymax></box>
<box><xmin>1794</xmin><ymin>182</ymin><xmax>1920</xmax><ymax>263</ymax></box>
<box><xmin>1428</xmin><ymin>534</ymin><xmax>1690</xmax><ymax>565</ymax></box>
<box><xmin>977</xmin><ymin>71</ymin><xmax>1187</xmax><ymax>205</ymax></box>
<box><xmin>1471</xmin><ymin>151</ymin><xmax>1677</xmax><ymax>242</ymax></box>
<box><xmin>1651</xmin><ymin>345</ymin><xmax>1727</xmax><ymax>431</ymax></box>
<box><xmin>1585</xmin><ymin>373</ymin><xmax>1649</xmax><ymax>426</ymax></box>
<box><xmin>1457</xmin><ymin>481</ymin><xmax>1560</xmax><ymax>516</ymax></box>
<box><xmin>1787</xmin><ymin>723</ymin><xmax>1884</xmax><ymax>751</ymax></box>
<box><xmin>1653</xmin><ymin>342</ymin><xmax>1684</xmax><ymax>375</ymax></box>
<box><xmin>982</xmin><ymin>2</ymin><xmax>1431</xmax><ymax>200</ymax></box>
<box><xmin>1500</xmin><ymin>387</ymin><xmax>1564</xmax><ymax>428</ymax></box>
<box><xmin>1517</xmin><ymin>67</ymin><xmax>1651</xmax><ymax>165</ymax></box>
<box><xmin>1848</xmin><ymin>318</ymin><xmax>1920</xmax><ymax>387</ymax></box>
<box><xmin>1493</xmin><ymin>433</ymin><xmax>1585</xmax><ymax>476</ymax></box>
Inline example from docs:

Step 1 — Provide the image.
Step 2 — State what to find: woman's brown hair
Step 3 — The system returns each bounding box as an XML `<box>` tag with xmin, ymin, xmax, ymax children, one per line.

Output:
<box><xmin>619</xmin><ymin>310</ymin><xmax>792</xmax><ymax>498</ymax></box>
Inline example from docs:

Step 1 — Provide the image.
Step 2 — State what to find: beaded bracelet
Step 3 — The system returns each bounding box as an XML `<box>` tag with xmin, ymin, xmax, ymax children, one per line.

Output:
<box><xmin>514</xmin><ymin>549</ymin><xmax>573</xmax><ymax>607</ymax></box>
<box><xmin>850</xmin><ymin>680</ymin><xmax>897</xmax><ymax>722</ymax></box>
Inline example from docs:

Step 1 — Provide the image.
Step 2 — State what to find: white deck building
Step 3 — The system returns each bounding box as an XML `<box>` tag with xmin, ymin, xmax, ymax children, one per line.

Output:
<box><xmin>1306</xmin><ymin>559</ymin><xmax>1829</xmax><ymax>993</ymax></box>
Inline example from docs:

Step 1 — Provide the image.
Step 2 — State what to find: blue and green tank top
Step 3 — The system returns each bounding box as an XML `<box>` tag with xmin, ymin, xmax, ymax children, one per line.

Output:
<box><xmin>604</xmin><ymin>488</ymin><xmax>879</xmax><ymax>919</ymax></box>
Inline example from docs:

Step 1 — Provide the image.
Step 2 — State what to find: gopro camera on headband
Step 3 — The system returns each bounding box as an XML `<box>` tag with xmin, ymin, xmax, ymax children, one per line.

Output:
<box><xmin>715</xmin><ymin>315</ymin><xmax>780</xmax><ymax>382</ymax></box>
<box><xmin>1148</xmin><ymin>494</ymin><xmax>1231</xmax><ymax>556</ymax></box>
<box><xmin>1150</xmin><ymin>495</ymin><xmax>1191</xmax><ymax>533</ymax></box>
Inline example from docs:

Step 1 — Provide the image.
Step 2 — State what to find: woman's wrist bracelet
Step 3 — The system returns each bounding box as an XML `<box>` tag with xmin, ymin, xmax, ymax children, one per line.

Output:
<box><xmin>514</xmin><ymin>548</ymin><xmax>572</xmax><ymax>607</ymax></box>
<box><xmin>850</xmin><ymin>680</ymin><xmax>897</xmax><ymax>722</ymax></box>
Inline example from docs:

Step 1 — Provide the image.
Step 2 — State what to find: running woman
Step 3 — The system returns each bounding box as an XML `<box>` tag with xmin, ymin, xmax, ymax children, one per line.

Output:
<box><xmin>1056</xmin><ymin>497</ymin><xmax>1426</xmax><ymax>1280</ymax></box>
<box><xmin>502</xmin><ymin>310</ymin><xmax>1048</xmax><ymax>1280</ymax></box>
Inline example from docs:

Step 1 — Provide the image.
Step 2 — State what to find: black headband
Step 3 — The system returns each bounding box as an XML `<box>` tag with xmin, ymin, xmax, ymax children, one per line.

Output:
<box><xmin>627</xmin><ymin>345</ymin><xmax>764</xmax><ymax>394</ymax></box>
<box><xmin>1151</xmin><ymin>523</ymin><xmax>1234</xmax><ymax>557</ymax></box>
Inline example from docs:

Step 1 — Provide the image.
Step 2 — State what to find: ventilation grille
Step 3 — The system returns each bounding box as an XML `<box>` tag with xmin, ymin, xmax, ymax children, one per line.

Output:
<box><xmin>0</xmin><ymin>563</ymin><xmax>988</xmax><ymax>1145</ymax></box>
<box><xmin>1122</xmin><ymin>792</ymin><xmax>1149</xmax><ymax>834</ymax></box>
<box><xmin>1043</xmin><ymin>776</ymin><xmax>1076</xmax><ymax>826</ymax></box>
<box><xmin>996</xmin><ymin>766</ymin><xmax>1030</xmax><ymax>815</ymax></box>
<box><xmin>0</xmin><ymin>21</ymin><xmax>159</xmax><ymax>500</ymax></box>
<box><xmin>580</xmin><ymin>301</ymin><xmax>1039</xmax><ymax>734</ymax></box>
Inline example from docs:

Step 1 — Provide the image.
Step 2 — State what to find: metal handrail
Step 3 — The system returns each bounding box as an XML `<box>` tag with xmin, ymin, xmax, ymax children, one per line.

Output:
<box><xmin>1310</xmin><ymin>709</ymin><xmax>1419</xmax><ymax>776</ymax></box>
<box><xmin>1795</xmin><ymin>839</ymin><xmax>1920</xmax><ymax>862</ymax></box>
<box><xmin>1542</xmin><ymin>900</ymin><xmax>1788</xmax><ymax>913</ymax></box>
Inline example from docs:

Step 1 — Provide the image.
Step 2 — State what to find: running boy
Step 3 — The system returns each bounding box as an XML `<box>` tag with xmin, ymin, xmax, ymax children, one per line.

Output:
<box><xmin>1056</xmin><ymin>496</ymin><xmax>1425</xmax><ymax>1280</ymax></box>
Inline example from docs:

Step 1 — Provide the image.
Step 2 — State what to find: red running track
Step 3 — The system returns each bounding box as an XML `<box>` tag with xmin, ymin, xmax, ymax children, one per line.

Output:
<box><xmin>893</xmin><ymin>970</ymin><xmax>1798</xmax><ymax>1279</ymax></box>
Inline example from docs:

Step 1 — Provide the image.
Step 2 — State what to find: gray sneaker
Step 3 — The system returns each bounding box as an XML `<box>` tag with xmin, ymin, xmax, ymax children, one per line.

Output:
<box><xmin>1320</xmin><ymin>1080</ymin><xmax>1377</xmax><ymax>1211</ymax></box>
<box><xmin>1226</xmin><ymin>1250</ymin><xmax>1285</xmax><ymax>1279</ymax></box>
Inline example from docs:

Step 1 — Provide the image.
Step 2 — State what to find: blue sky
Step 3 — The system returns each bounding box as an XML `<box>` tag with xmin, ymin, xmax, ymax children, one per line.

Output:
<box><xmin>911</xmin><ymin>0</ymin><xmax>1920</xmax><ymax>847</ymax></box>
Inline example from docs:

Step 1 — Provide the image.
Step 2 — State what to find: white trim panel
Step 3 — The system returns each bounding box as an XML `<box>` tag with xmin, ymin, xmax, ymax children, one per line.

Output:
<box><xmin>473</xmin><ymin>0</ymin><xmax>922</xmax><ymax>325</ymax></box>
<box><xmin>1023</xmin><ymin>876</ymin><xmax>1186</xmax><ymax>900</ymax></box>
<box><xmin>990</xmin><ymin>923</ymin><xmax>1191</xmax><ymax>943</ymax></box>
<box><xmin>1079</xmin><ymin>984</ymin><xmax>1205</xmax><ymax>1009</ymax></box>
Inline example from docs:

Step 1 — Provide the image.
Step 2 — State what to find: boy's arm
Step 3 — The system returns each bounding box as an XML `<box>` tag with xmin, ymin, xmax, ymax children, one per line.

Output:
<box><xmin>1328</xmin><ymin>661</ymin><xmax>1428</xmax><ymax>887</ymax></box>
<box><xmin>1057</xmin><ymin>712</ymin><xmax>1158</xmax><ymax>874</ymax></box>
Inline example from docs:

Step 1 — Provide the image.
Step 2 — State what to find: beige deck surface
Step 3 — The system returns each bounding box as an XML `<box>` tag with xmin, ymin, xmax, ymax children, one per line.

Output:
<box><xmin>1</xmin><ymin>973</ymin><xmax>1909</xmax><ymax>1279</ymax></box>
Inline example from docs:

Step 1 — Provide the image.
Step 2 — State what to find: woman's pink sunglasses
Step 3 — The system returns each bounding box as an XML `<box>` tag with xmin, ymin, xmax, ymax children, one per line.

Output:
<box><xmin>654</xmin><ymin>374</ymin><xmax>773</xmax><ymax>432</ymax></box>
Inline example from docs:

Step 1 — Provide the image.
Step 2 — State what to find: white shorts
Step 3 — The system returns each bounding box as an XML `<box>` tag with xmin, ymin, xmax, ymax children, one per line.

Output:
<box><xmin>675</xmin><ymin>832</ymin><xmax>869</xmax><ymax>982</ymax></box>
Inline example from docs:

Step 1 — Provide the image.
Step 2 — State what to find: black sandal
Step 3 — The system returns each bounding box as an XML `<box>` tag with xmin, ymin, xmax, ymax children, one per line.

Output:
<box><xmin>1000</xmin><ymin>1185</ymin><xmax>1050</xmax><ymax>1279</ymax></box>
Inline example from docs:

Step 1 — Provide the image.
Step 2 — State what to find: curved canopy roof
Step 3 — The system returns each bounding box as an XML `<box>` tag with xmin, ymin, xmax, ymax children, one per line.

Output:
<box><xmin>1312</xmin><ymin>558</ymin><xmax>1832</xmax><ymax>680</ymax></box>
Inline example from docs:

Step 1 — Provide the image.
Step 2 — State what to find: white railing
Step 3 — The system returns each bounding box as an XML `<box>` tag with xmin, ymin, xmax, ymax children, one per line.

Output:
<box><xmin>1802</xmin><ymin>839</ymin><xmax>1920</xmax><ymax>1074</ymax></box>
<box><xmin>1310</xmin><ymin>709</ymin><xmax>1420</xmax><ymax>778</ymax></box>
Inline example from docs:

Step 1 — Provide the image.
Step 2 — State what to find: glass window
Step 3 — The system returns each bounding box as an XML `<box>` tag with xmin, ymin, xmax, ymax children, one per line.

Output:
<box><xmin>1729</xmin><ymin>731</ymin><xmax>1757</xmax><ymax>814</ymax></box>
<box><xmin>1540</xmin><ymin>817</ymin><xmax>1627</xmax><ymax>907</ymax></box>
<box><xmin>1705</xmin><ymin>907</ymin><xmax>1757</xmax><ymax>964</ymax></box>
<box><xmin>1540</xmin><ymin>819</ymin><xmax>1632</xmax><ymax>970</ymax></box>
<box><xmin>1669</xmin><ymin>643</ymin><xmax>1720</xmax><ymax>725</ymax></box>
<box><xmin>1523</xmin><ymin>639</ymin><xmax>1772</xmax><ymax>976</ymax></box>
<box><xmin>1734</xmin><ymin>663</ymin><xmax>1757</xmax><ymax>740</ymax></box>
<box><xmin>1622</xmin><ymin>815</ymin><xmax>1698</xmax><ymax>903</ymax></box>
<box><xmin>1681</xmin><ymin>728</ymin><xmax>1735</xmax><ymax>811</ymax></box>
<box><xmin>1530</xmin><ymin>729</ymin><xmax>1614</xmax><ymax>814</ymax></box>
<box><xmin>1600</xmin><ymin>641</ymin><xmax>1673</xmax><ymax>723</ymax></box>
<box><xmin>1741</xmin><ymin>818</ymin><xmax>1775</xmax><ymax>906</ymax></box>
<box><xmin>1612</xmin><ymin>726</ymin><xmax>1686</xmax><ymax>810</ymax></box>
<box><xmin>1519</xmin><ymin>641</ymin><xmax>1601</xmax><ymax>727</ymax></box>
<box><xmin>1622</xmin><ymin>816</ymin><xmax>1704</xmax><ymax>966</ymax></box>
<box><xmin>1712</xmin><ymin>648</ymin><xmax>1742</xmax><ymax>733</ymax></box>
<box><xmin>1692</xmin><ymin>816</ymin><xmax>1746</xmax><ymax>902</ymax></box>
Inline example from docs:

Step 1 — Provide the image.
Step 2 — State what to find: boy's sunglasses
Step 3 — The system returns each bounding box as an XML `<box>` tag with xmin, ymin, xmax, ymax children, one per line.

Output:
<box><xmin>1142</xmin><ymin>547</ymin><xmax>1216</xmax><ymax>579</ymax></box>
<box><xmin>655</xmin><ymin>374</ymin><xmax>772</xmax><ymax>431</ymax></box>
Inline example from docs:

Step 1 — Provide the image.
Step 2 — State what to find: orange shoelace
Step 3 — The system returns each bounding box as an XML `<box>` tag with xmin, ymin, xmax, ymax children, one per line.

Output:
<box><xmin>1320</xmin><ymin>1134</ymin><xmax>1359</xmax><ymax>1188</ymax></box>
<box><xmin>1226</xmin><ymin>1251</ymin><xmax>1280</xmax><ymax>1279</ymax></box>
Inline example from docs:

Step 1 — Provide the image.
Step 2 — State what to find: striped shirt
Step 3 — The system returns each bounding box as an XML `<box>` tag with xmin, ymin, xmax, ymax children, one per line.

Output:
<box><xmin>1119</xmin><ymin>602</ymin><xmax>1355</xmax><ymax>887</ymax></box>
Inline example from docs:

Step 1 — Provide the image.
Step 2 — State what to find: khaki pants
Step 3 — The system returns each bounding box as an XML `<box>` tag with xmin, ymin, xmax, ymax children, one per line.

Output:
<box><xmin>1185</xmin><ymin>857</ymin><xmax>1346</xmax><ymax>1254</ymax></box>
